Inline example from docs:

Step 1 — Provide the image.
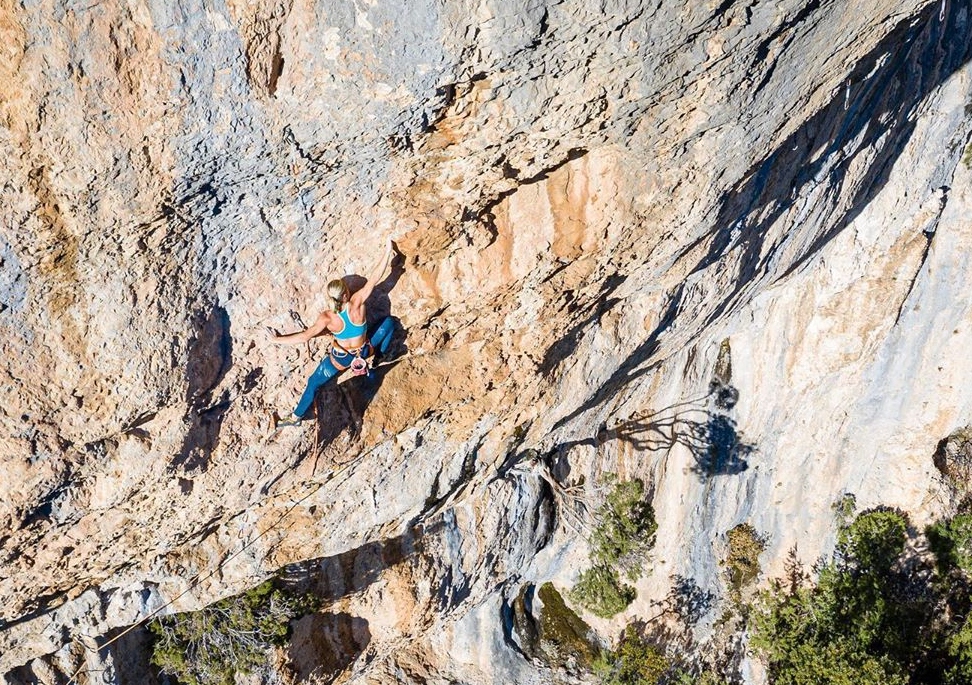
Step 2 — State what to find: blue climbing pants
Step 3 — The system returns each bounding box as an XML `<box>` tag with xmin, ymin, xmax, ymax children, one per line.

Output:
<box><xmin>293</xmin><ymin>317</ymin><xmax>395</xmax><ymax>418</ymax></box>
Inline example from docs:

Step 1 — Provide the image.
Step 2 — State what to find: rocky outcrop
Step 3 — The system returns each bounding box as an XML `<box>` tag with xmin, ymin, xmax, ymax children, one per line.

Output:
<box><xmin>2</xmin><ymin>0</ymin><xmax>972</xmax><ymax>682</ymax></box>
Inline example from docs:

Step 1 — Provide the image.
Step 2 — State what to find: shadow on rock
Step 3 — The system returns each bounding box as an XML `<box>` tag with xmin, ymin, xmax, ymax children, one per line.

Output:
<box><xmin>102</xmin><ymin>623</ymin><xmax>163</xmax><ymax>685</ymax></box>
<box><xmin>604</xmin><ymin>403</ymin><xmax>753</xmax><ymax>478</ymax></box>
<box><xmin>668</xmin><ymin>574</ymin><xmax>716</xmax><ymax>626</ymax></box>
<box><xmin>277</xmin><ymin>520</ymin><xmax>442</xmax><ymax>602</ymax></box>
<box><xmin>288</xmin><ymin>612</ymin><xmax>371</xmax><ymax>684</ymax></box>
<box><xmin>555</xmin><ymin>4</ymin><xmax>972</xmax><ymax>431</ymax></box>
<box><xmin>307</xmin><ymin>318</ymin><xmax>407</xmax><ymax>451</ymax></box>
<box><xmin>547</xmin><ymin>390</ymin><xmax>753</xmax><ymax>480</ymax></box>
<box><xmin>540</xmin><ymin>272</ymin><xmax>627</xmax><ymax>377</ymax></box>
<box><xmin>698</xmin><ymin>0</ymin><xmax>972</xmax><ymax>314</ymax></box>
<box><xmin>174</xmin><ymin>305</ymin><xmax>235</xmax><ymax>472</ymax></box>
<box><xmin>305</xmin><ymin>260</ymin><xmax>409</xmax><ymax>450</ymax></box>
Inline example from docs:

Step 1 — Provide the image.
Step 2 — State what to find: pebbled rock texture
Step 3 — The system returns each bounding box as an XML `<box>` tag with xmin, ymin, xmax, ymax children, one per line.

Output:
<box><xmin>2</xmin><ymin>0</ymin><xmax>972</xmax><ymax>682</ymax></box>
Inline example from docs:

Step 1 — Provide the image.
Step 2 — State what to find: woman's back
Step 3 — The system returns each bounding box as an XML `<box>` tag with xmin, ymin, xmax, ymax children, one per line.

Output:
<box><xmin>332</xmin><ymin>306</ymin><xmax>368</xmax><ymax>342</ymax></box>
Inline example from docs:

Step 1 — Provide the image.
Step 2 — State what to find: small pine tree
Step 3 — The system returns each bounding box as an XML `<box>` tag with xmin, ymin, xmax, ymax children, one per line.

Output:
<box><xmin>149</xmin><ymin>581</ymin><xmax>315</xmax><ymax>685</ymax></box>
<box><xmin>593</xmin><ymin>624</ymin><xmax>669</xmax><ymax>685</ymax></box>
<box><xmin>749</xmin><ymin>509</ymin><xmax>916</xmax><ymax>685</ymax></box>
<box><xmin>590</xmin><ymin>478</ymin><xmax>658</xmax><ymax>580</ymax></box>
<box><xmin>569</xmin><ymin>565</ymin><xmax>637</xmax><ymax>618</ymax></box>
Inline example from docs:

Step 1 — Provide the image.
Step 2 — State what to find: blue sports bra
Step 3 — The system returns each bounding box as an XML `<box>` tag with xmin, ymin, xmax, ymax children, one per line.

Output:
<box><xmin>334</xmin><ymin>308</ymin><xmax>367</xmax><ymax>341</ymax></box>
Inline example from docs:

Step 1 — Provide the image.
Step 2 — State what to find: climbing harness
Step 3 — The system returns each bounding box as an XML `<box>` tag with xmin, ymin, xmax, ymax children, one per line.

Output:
<box><xmin>330</xmin><ymin>338</ymin><xmax>372</xmax><ymax>376</ymax></box>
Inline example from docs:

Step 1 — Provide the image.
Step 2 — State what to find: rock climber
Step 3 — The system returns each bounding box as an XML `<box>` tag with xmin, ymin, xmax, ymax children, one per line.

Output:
<box><xmin>268</xmin><ymin>238</ymin><xmax>397</xmax><ymax>428</ymax></box>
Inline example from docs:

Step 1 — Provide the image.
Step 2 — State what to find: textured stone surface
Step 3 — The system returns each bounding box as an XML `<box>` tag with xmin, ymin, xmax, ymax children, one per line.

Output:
<box><xmin>2</xmin><ymin>0</ymin><xmax>972</xmax><ymax>682</ymax></box>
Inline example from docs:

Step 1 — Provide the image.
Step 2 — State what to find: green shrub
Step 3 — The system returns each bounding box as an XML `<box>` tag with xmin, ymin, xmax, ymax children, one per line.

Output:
<box><xmin>593</xmin><ymin>624</ymin><xmax>669</xmax><ymax>685</ymax></box>
<box><xmin>928</xmin><ymin>513</ymin><xmax>972</xmax><ymax>574</ymax></box>
<box><xmin>670</xmin><ymin>670</ymin><xmax>727</xmax><ymax>685</ymax></box>
<box><xmin>835</xmin><ymin>507</ymin><xmax>907</xmax><ymax>573</ymax></box>
<box><xmin>149</xmin><ymin>581</ymin><xmax>316</xmax><ymax>685</ymax></box>
<box><xmin>568</xmin><ymin>476</ymin><xmax>657</xmax><ymax>618</ymax></box>
<box><xmin>944</xmin><ymin>615</ymin><xmax>972</xmax><ymax>685</ymax></box>
<box><xmin>750</xmin><ymin>581</ymin><xmax>909</xmax><ymax>685</ymax></box>
<box><xmin>591</xmin><ymin>477</ymin><xmax>658</xmax><ymax>580</ymax></box>
<box><xmin>723</xmin><ymin>523</ymin><xmax>765</xmax><ymax>602</ymax></box>
<box><xmin>569</xmin><ymin>565</ymin><xmax>637</xmax><ymax>619</ymax></box>
<box><xmin>750</xmin><ymin>509</ymin><xmax>918</xmax><ymax>685</ymax></box>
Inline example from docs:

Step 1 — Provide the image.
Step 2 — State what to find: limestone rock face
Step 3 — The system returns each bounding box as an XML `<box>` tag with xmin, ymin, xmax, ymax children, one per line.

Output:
<box><xmin>2</xmin><ymin>0</ymin><xmax>972</xmax><ymax>682</ymax></box>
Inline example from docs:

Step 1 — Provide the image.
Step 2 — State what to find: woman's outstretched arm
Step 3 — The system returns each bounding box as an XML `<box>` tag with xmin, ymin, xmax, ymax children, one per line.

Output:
<box><xmin>351</xmin><ymin>239</ymin><xmax>396</xmax><ymax>307</ymax></box>
<box><xmin>267</xmin><ymin>311</ymin><xmax>330</xmax><ymax>344</ymax></box>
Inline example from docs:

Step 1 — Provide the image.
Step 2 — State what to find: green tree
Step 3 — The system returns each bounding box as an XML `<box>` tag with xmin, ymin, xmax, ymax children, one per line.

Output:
<box><xmin>927</xmin><ymin>513</ymin><xmax>972</xmax><ymax>574</ymax></box>
<box><xmin>750</xmin><ymin>509</ymin><xmax>916</xmax><ymax>685</ymax></box>
<box><xmin>750</xmin><ymin>580</ymin><xmax>908</xmax><ymax>685</ymax></box>
<box><xmin>149</xmin><ymin>581</ymin><xmax>315</xmax><ymax>685</ymax></box>
<box><xmin>944</xmin><ymin>615</ymin><xmax>972</xmax><ymax>685</ymax></box>
<box><xmin>569</xmin><ymin>476</ymin><xmax>657</xmax><ymax>618</ymax></box>
<box><xmin>590</xmin><ymin>477</ymin><xmax>658</xmax><ymax>580</ymax></box>
<box><xmin>569</xmin><ymin>565</ymin><xmax>637</xmax><ymax>619</ymax></box>
<box><xmin>593</xmin><ymin>625</ymin><xmax>668</xmax><ymax>685</ymax></box>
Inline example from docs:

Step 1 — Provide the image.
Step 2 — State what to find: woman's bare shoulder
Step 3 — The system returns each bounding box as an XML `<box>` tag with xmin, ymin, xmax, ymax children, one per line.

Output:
<box><xmin>314</xmin><ymin>310</ymin><xmax>339</xmax><ymax>330</ymax></box>
<box><xmin>348</xmin><ymin>300</ymin><xmax>367</xmax><ymax>324</ymax></box>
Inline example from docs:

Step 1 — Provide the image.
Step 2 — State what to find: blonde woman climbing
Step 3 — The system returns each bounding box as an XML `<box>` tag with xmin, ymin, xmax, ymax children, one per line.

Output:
<box><xmin>269</xmin><ymin>239</ymin><xmax>397</xmax><ymax>428</ymax></box>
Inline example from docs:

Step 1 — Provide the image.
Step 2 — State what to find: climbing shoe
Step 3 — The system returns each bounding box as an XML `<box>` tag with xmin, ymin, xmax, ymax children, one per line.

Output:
<box><xmin>271</xmin><ymin>411</ymin><xmax>303</xmax><ymax>430</ymax></box>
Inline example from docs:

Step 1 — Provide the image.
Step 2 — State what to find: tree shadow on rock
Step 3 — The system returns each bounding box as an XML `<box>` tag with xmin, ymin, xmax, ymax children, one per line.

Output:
<box><xmin>547</xmin><ymin>337</ymin><xmax>753</xmax><ymax>481</ymax></box>
<box><xmin>600</xmin><ymin>397</ymin><xmax>753</xmax><ymax>479</ymax></box>
<box><xmin>668</xmin><ymin>574</ymin><xmax>716</xmax><ymax>626</ymax></box>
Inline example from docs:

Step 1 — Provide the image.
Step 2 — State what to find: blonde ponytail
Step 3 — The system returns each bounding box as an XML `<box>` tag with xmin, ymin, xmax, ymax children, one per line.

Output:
<box><xmin>327</xmin><ymin>279</ymin><xmax>349</xmax><ymax>312</ymax></box>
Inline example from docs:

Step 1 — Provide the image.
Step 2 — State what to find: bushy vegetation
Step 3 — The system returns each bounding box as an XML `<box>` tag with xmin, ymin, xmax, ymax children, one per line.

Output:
<box><xmin>675</xmin><ymin>671</ymin><xmax>729</xmax><ymax>685</ymax></box>
<box><xmin>149</xmin><ymin>581</ymin><xmax>317</xmax><ymax>685</ymax></box>
<box><xmin>591</xmin><ymin>478</ymin><xmax>660</xmax><ymax>578</ymax></box>
<box><xmin>569</xmin><ymin>476</ymin><xmax>657</xmax><ymax>618</ymax></box>
<box><xmin>723</xmin><ymin>523</ymin><xmax>765</xmax><ymax>603</ymax></box>
<box><xmin>570</xmin><ymin>566</ymin><xmax>638</xmax><ymax>619</ymax></box>
<box><xmin>750</xmin><ymin>504</ymin><xmax>972</xmax><ymax>685</ymax></box>
<box><xmin>928</xmin><ymin>513</ymin><xmax>972</xmax><ymax>574</ymax></box>
<box><xmin>554</xmin><ymin>460</ymin><xmax>972</xmax><ymax>685</ymax></box>
<box><xmin>593</xmin><ymin>625</ymin><xmax>669</xmax><ymax>685</ymax></box>
<box><xmin>591</xmin><ymin>625</ymin><xmax>729</xmax><ymax>685</ymax></box>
